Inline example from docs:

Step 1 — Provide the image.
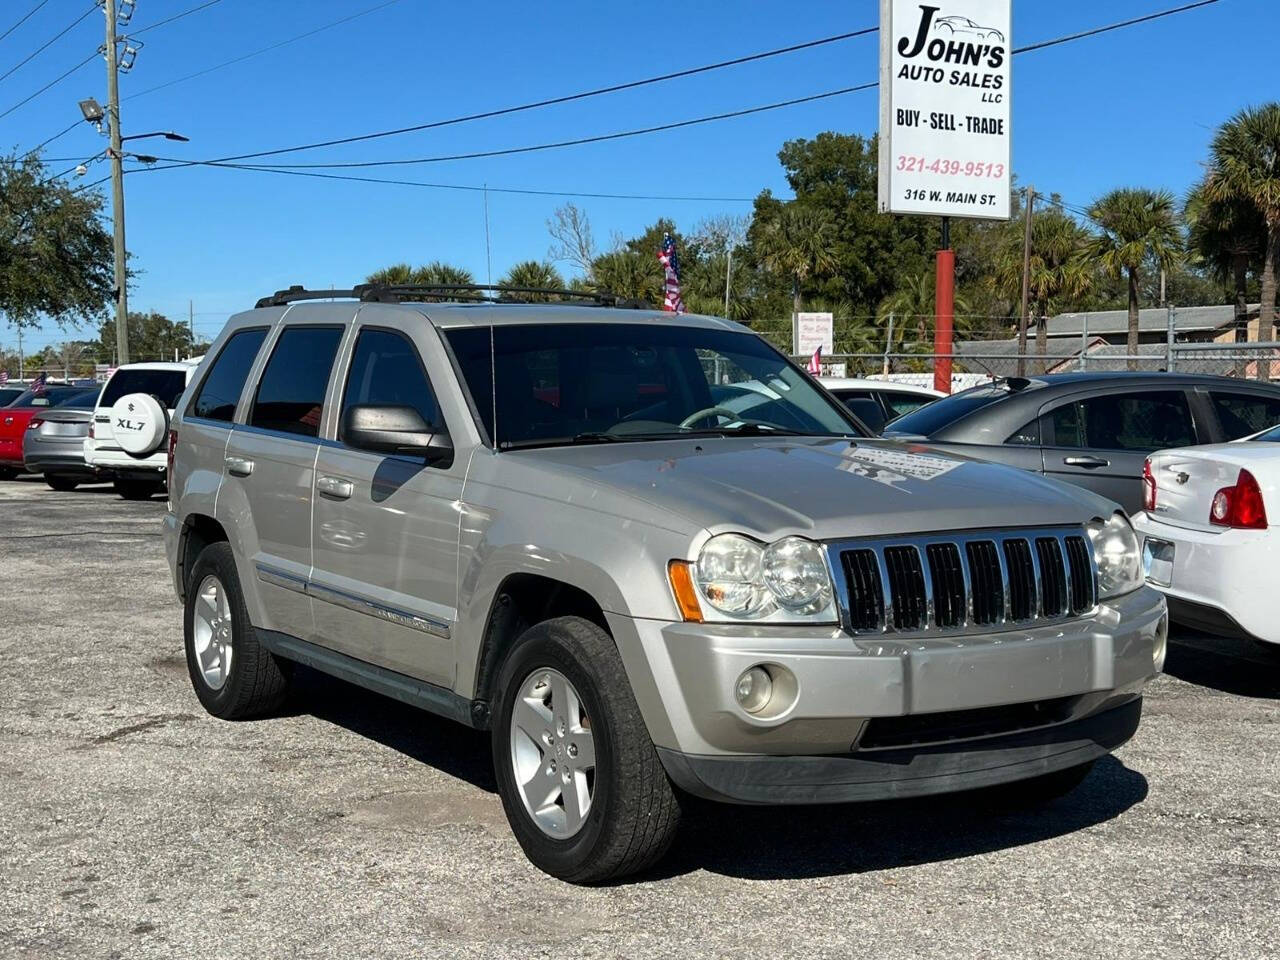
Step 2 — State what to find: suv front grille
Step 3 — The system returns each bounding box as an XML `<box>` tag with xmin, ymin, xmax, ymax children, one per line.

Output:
<box><xmin>833</xmin><ymin>528</ymin><xmax>1096</xmax><ymax>636</ymax></box>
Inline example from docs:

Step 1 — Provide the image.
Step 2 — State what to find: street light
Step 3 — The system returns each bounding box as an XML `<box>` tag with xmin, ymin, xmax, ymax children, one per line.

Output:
<box><xmin>77</xmin><ymin>91</ymin><xmax>189</xmax><ymax>366</ymax></box>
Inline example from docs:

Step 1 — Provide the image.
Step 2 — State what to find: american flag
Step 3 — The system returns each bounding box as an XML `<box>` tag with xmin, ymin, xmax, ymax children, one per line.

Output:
<box><xmin>657</xmin><ymin>232</ymin><xmax>684</xmax><ymax>314</ymax></box>
<box><xmin>30</xmin><ymin>371</ymin><xmax>47</xmax><ymax>395</ymax></box>
<box><xmin>807</xmin><ymin>346</ymin><xmax>822</xmax><ymax>375</ymax></box>
<box><xmin>0</xmin><ymin>369</ymin><xmax>7</xmax><ymax>384</ymax></box>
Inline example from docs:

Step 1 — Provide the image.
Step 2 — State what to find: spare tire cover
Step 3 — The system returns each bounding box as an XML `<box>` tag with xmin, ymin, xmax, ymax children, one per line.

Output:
<box><xmin>111</xmin><ymin>393</ymin><xmax>169</xmax><ymax>457</ymax></box>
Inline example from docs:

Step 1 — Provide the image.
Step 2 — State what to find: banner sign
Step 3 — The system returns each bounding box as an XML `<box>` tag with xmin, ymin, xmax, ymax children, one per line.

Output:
<box><xmin>793</xmin><ymin>312</ymin><xmax>834</xmax><ymax>356</ymax></box>
<box><xmin>878</xmin><ymin>0</ymin><xmax>1011</xmax><ymax>220</ymax></box>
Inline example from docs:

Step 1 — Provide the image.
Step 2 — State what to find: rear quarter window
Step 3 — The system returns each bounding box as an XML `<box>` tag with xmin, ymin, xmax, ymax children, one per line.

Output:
<box><xmin>190</xmin><ymin>328</ymin><xmax>269</xmax><ymax>422</ymax></box>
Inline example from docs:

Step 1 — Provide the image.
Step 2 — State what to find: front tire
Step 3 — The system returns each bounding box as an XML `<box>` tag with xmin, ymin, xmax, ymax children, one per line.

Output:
<box><xmin>45</xmin><ymin>475</ymin><xmax>79</xmax><ymax>491</ymax></box>
<box><xmin>184</xmin><ymin>542</ymin><xmax>290</xmax><ymax>719</ymax></box>
<box><xmin>491</xmin><ymin>616</ymin><xmax>681</xmax><ymax>883</ymax></box>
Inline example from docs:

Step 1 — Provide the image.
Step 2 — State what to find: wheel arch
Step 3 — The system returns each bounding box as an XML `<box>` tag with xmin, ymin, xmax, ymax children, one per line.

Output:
<box><xmin>177</xmin><ymin>512</ymin><xmax>229</xmax><ymax>600</ymax></box>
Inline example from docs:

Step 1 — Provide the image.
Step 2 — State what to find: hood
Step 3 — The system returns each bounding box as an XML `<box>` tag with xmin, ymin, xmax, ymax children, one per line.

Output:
<box><xmin>513</xmin><ymin>437</ymin><xmax>1117</xmax><ymax>541</ymax></box>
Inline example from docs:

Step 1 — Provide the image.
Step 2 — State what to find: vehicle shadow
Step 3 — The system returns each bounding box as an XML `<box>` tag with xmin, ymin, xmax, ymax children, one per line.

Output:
<box><xmin>287</xmin><ymin>666</ymin><xmax>497</xmax><ymax>792</ymax></box>
<box><xmin>1164</xmin><ymin>628</ymin><xmax>1280</xmax><ymax>699</ymax></box>
<box><xmin>649</xmin><ymin>755</ymin><xmax>1148</xmax><ymax>882</ymax></box>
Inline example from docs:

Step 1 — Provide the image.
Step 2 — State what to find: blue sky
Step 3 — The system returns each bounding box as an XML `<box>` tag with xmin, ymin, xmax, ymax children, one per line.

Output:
<box><xmin>1</xmin><ymin>0</ymin><xmax>1271</xmax><ymax>356</ymax></box>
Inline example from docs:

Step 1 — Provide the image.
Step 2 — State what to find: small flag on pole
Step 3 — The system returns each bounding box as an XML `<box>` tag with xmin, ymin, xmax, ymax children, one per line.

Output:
<box><xmin>0</xmin><ymin>369</ymin><xmax>7</xmax><ymax>384</ymax></box>
<box><xmin>657</xmin><ymin>232</ymin><xmax>684</xmax><ymax>314</ymax></box>
<box><xmin>30</xmin><ymin>371</ymin><xmax>47</xmax><ymax>395</ymax></box>
<box><xmin>807</xmin><ymin>346</ymin><xmax>822</xmax><ymax>375</ymax></box>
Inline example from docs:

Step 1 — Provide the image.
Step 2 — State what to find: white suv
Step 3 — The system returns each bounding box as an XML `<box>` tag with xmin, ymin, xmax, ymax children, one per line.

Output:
<box><xmin>85</xmin><ymin>361</ymin><xmax>198</xmax><ymax>499</ymax></box>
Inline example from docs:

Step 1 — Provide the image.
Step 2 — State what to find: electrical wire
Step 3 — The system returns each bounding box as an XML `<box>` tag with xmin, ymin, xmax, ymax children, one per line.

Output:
<box><xmin>23</xmin><ymin>120</ymin><xmax>83</xmax><ymax>157</ymax></box>
<box><xmin>132</xmin><ymin>0</ymin><xmax>223</xmax><ymax>36</ymax></box>
<box><xmin>1012</xmin><ymin>0</ymin><xmax>1219</xmax><ymax>54</ymax></box>
<box><xmin>0</xmin><ymin>3</ymin><xmax>96</xmax><ymax>85</ymax></box>
<box><xmin>0</xmin><ymin>50</ymin><xmax>96</xmax><ymax>121</ymax></box>
<box><xmin>123</xmin><ymin>0</ymin><xmax>404</xmax><ymax>101</ymax></box>
<box><xmin>0</xmin><ymin>0</ymin><xmax>51</xmax><ymax>45</ymax></box>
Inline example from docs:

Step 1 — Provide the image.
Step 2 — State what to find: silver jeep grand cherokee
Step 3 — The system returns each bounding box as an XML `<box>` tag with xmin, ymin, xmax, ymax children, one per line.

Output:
<box><xmin>162</xmin><ymin>285</ymin><xmax>1168</xmax><ymax>883</ymax></box>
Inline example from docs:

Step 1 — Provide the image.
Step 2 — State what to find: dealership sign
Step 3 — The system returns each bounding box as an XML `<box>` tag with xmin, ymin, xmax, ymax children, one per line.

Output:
<box><xmin>877</xmin><ymin>0</ymin><xmax>1011</xmax><ymax>220</ymax></box>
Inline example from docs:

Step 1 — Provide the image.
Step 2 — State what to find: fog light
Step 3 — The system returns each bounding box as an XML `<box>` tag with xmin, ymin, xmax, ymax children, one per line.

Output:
<box><xmin>1153</xmin><ymin>614</ymin><xmax>1168</xmax><ymax>673</ymax></box>
<box><xmin>735</xmin><ymin>666</ymin><xmax>772</xmax><ymax>714</ymax></box>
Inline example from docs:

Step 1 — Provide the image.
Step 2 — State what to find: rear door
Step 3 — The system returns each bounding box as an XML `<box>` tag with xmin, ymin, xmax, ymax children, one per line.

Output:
<box><xmin>308</xmin><ymin>322</ymin><xmax>462</xmax><ymax>685</ymax></box>
<box><xmin>222</xmin><ymin>323</ymin><xmax>346</xmax><ymax>639</ymax></box>
<box><xmin>1040</xmin><ymin>388</ymin><xmax>1200</xmax><ymax>513</ymax></box>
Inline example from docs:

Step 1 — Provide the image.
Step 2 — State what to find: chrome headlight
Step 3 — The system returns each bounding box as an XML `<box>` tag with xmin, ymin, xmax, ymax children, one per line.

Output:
<box><xmin>1086</xmin><ymin>512</ymin><xmax>1142</xmax><ymax>600</ymax></box>
<box><xmin>692</xmin><ymin>533</ymin><xmax>836</xmax><ymax>623</ymax></box>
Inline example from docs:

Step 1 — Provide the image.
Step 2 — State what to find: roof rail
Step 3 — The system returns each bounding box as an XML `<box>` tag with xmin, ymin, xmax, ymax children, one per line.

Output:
<box><xmin>254</xmin><ymin>283</ymin><xmax>650</xmax><ymax>309</ymax></box>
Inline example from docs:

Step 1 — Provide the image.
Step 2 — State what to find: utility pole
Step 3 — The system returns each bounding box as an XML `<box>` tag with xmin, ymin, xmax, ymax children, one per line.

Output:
<box><xmin>104</xmin><ymin>0</ymin><xmax>129</xmax><ymax>365</ymax></box>
<box><xmin>1017</xmin><ymin>186</ymin><xmax>1035</xmax><ymax>377</ymax></box>
<box><xmin>723</xmin><ymin>244</ymin><xmax>732</xmax><ymax>318</ymax></box>
<box><xmin>17</xmin><ymin>327</ymin><xmax>24</xmax><ymax>380</ymax></box>
<box><xmin>189</xmin><ymin>299</ymin><xmax>194</xmax><ymax>356</ymax></box>
<box><xmin>483</xmin><ymin>184</ymin><xmax>492</xmax><ymax>285</ymax></box>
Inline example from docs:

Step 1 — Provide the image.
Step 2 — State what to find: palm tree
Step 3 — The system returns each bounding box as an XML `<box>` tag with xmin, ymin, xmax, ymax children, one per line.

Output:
<box><xmin>1186</xmin><ymin>178</ymin><xmax>1266</xmax><ymax>342</ymax></box>
<box><xmin>991</xmin><ymin>210</ymin><xmax>1094</xmax><ymax>371</ymax></box>
<box><xmin>412</xmin><ymin>261</ymin><xmax>475</xmax><ymax>287</ymax></box>
<box><xmin>1087</xmin><ymin>188</ymin><xmax>1181</xmax><ymax>369</ymax></box>
<box><xmin>1203</xmin><ymin>104</ymin><xmax>1280</xmax><ymax>343</ymax></box>
<box><xmin>589</xmin><ymin>249</ymin><xmax>662</xmax><ymax>304</ymax></box>
<box><xmin>498</xmin><ymin>260</ymin><xmax>564</xmax><ymax>300</ymax></box>
<box><xmin>365</xmin><ymin>262</ymin><xmax>415</xmax><ymax>285</ymax></box>
<box><xmin>754</xmin><ymin>205</ymin><xmax>838</xmax><ymax>318</ymax></box>
<box><xmin>876</xmin><ymin>273</ymin><xmax>972</xmax><ymax>372</ymax></box>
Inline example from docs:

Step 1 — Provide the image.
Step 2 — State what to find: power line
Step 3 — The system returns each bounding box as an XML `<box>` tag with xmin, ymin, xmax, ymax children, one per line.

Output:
<box><xmin>132</xmin><ymin>0</ymin><xmax>223</xmax><ymax>36</ymax></box>
<box><xmin>123</xmin><ymin>0</ymin><xmax>404</xmax><ymax>101</ymax></box>
<box><xmin>0</xmin><ymin>50</ymin><xmax>96</xmax><ymax>121</ymax></box>
<box><xmin>119</xmin><ymin>160</ymin><xmax>757</xmax><ymax>203</ymax></box>
<box><xmin>0</xmin><ymin>0</ymin><xmax>51</xmax><ymax>44</ymax></box>
<box><xmin>0</xmin><ymin>3</ymin><xmax>96</xmax><ymax>85</ymax></box>
<box><xmin>201</xmin><ymin>28</ymin><xmax>878</xmax><ymax>165</ymax></box>
<box><xmin>1013</xmin><ymin>0</ymin><xmax>1220</xmax><ymax>54</ymax></box>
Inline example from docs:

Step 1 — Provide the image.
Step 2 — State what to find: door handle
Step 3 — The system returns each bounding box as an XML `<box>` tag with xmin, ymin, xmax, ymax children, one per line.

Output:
<box><xmin>225</xmin><ymin>456</ymin><xmax>254</xmax><ymax>477</ymax></box>
<box><xmin>1063</xmin><ymin>455</ymin><xmax>1110</xmax><ymax>468</ymax></box>
<box><xmin>317</xmin><ymin>475</ymin><xmax>354</xmax><ymax>501</ymax></box>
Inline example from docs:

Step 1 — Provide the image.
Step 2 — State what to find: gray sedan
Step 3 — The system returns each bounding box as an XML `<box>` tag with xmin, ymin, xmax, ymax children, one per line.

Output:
<box><xmin>885</xmin><ymin>372</ymin><xmax>1280</xmax><ymax>513</ymax></box>
<box><xmin>22</xmin><ymin>388</ymin><xmax>106</xmax><ymax>491</ymax></box>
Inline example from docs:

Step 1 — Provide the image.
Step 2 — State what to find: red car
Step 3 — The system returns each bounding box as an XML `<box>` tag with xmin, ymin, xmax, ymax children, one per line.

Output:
<box><xmin>0</xmin><ymin>386</ymin><xmax>100</xmax><ymax>480</ymax></box>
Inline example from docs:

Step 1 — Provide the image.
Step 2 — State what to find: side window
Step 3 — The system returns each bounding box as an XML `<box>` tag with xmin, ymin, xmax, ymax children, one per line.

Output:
<box><xmin>1007</xmin><ymin>418</ymin><xmax>1040</xmax><ymax>446</ymax></box>
<box><xmin>1210</xmin><ymin>391</ymin><xmax>1280</xmax><ymax>439</ymax></box>
<box><xmin>190</xmin><ymin>328</ymin><xmax>268</xmax><ymax>422</ymax></box>
<box><xmin>881</xmin><ymin>392</ymin><xmax>933</xmax><ymax>419</ymax></box>
<box><xmin>249</xmin><ymin>326</ymin><xmax>344</xmax><ymax>438</ymax></box>
<box><xmin>1052</xmin><ymin>391</ymin><xmax>1195</xmax><ymax>450</ymax></box>
<box><xmin>340</xmin><ymin>328</ymin><xmax>441</xmax><ymax>438</ymax></box>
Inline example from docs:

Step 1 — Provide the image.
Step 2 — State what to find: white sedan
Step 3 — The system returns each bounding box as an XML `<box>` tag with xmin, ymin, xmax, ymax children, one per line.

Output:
<box><xmin>818</xmin><ymin>378</ymin><xmax>944</xmax><ymax>433</ymax></box>
<box><xmin>1132</xmin><ymin>422</ymin><xmax>1280</xmax><ymax>648</ymax></box>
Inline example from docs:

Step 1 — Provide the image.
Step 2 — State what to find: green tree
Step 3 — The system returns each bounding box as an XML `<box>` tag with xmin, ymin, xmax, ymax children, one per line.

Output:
<box><xmin>0</xmin><ymin>155</ymin><xmax>114</xmax><ymax>333</ymax></box>
<box><xmin>753</xmin><ymin>203</ymin><xmax>838</xmax><ymax>318</ymax></box>
<box><xmin>991</xmin><ymin>209</ymin><xmax>1093</xmax><ymax>370</ymax></box>
<box><xmin>1087</xmin><ymin>188</ymin><xmax>1181</xmax><ymax>368</ymax></box>
<box><xmin>590</xmin><ymin>249</ymin><xmax>662</xmax><ymax>304</ymax></box>
<box><xmin>365</xmin><ymin>260</ymin><xmax>475</xmax><ymax>298</ymax></box>
<box><xmin>498</xmin><ymin>260</ymin><xmax>564</xmax><ymax>299</ymax></box>
<box><xmin>1186</xmin><ymin>178</ymin><xmax>1266</xmax><ymax>341</ymax></box>
<box><xmin>877</xmin><ymin>272</ymin><xmax>972</xmax><ymax>358</ymax></box>
<box><xmin>97</xmin><ymin>311</ymin><xmax>198</xmax><ymax>364</ymax></box>
<box><xmin>1203</xmin><ymin>103</ymin><xmax>1280</xmax><ymax>341</ymax></box>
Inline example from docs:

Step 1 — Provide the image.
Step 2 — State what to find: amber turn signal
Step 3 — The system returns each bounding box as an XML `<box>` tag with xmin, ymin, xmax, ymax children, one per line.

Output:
<box><xmin>667</xmin><ymin>560</ymin><xmax>703</xmax><ymax>623</ymax></box>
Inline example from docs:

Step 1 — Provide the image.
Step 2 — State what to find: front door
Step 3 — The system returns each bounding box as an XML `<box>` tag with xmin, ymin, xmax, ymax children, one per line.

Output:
<box><xmin>308</xmin><ymin>325</ymin><xmax>462</xmax><ymax>686</ymax></box>
<box><xmin>1040</xmin><ymin>388</ymin><xmax>1198</xmax><ymax>513</ymax></box>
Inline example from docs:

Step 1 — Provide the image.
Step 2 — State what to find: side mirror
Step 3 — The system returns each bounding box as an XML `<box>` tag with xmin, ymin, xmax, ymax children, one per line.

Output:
<box><xmin>342</xmin><ymin>404</ymin><xmax>453</xmax><ymax>465</ymax></box>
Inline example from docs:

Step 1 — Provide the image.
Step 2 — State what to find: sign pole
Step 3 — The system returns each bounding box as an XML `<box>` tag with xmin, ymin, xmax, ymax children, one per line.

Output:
<box><xmin>934</xmin><ymin>216</ymin><xmax>954</xmax><ymax>394</ymax></box>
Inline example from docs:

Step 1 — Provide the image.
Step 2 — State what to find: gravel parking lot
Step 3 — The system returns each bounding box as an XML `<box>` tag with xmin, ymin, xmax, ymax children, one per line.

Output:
<box><xmin>2</xmin><ymin>478</ymin><xmax>1278</xmax><ymax>960</ymax></box>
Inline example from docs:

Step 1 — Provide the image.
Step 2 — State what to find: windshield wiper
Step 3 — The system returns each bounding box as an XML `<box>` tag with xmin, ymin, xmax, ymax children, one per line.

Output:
<box><xmin>569</xmin><ymin>431</ymin><xmax>622</xmax><ymax>444</ymax></box>
<box><xmin>689</xmin><ymin>423</ymin><xmax>806</xmax><ymax>437</ymax></box>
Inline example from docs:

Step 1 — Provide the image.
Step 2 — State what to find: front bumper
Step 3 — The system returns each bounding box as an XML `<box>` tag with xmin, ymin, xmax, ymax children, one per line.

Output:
<box><xmin>1132</xmin><ymin>511</ymin><xmax>1277</xmax><ymax>645</ymax></box>
<box><xmin>659</xmin><ymin>697</ymin><xmax>1141</xmax><ymax>804</ymax></box>
<box><xmin>607</xmin><ymin>586</ymin><xmax>1164</xmax><ymax>800</ymax></box>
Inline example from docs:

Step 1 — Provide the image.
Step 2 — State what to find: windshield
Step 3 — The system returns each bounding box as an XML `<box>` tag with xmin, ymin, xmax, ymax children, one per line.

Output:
<box><xmin>101</xmin><ymin>368</ymin><xmax>188</xmax><ymax>409</ymax></box>
<box><xmin>445</xmin><ymin>322</ymin><xmax>861</xmax><ymax>449</ymax></box>
<box><xmin>884</xmin><ymin>385</ymin><xmax>1010</xmax><ymax>437</ymax></box>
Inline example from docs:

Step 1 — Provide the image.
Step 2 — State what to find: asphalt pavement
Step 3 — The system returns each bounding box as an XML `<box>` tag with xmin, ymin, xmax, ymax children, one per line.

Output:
<box><xmin>1</xmin><ymin>477</ymin><xmax>1277</xmax><ymax>960</ymax></box>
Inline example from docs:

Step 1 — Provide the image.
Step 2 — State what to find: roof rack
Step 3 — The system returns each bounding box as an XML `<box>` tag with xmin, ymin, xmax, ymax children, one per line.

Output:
<box><xmin>255</xmin><ymin>283</ymin><xmax>651</xmax><ymax>310</ymax></box>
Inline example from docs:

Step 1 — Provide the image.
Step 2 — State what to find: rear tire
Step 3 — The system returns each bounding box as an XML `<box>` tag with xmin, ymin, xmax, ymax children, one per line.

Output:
<box><xmin>491</xmin><ymin>616</ymin><xmax>681</xmax><ymax>883</ymax></box>
<box><xmin>114</xmin><ymin>478</ymin><xmax>163</xmax><ymax>500</ymax></box>
<box><xmin>184</xmin><ymin>542</ymin><xmax>290</xmax><ymax>719</ymax></box>
<box><xmin>45</xmin><ymin>475</ymin><xmax>79</xmax><ymax>491</ymax></box>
